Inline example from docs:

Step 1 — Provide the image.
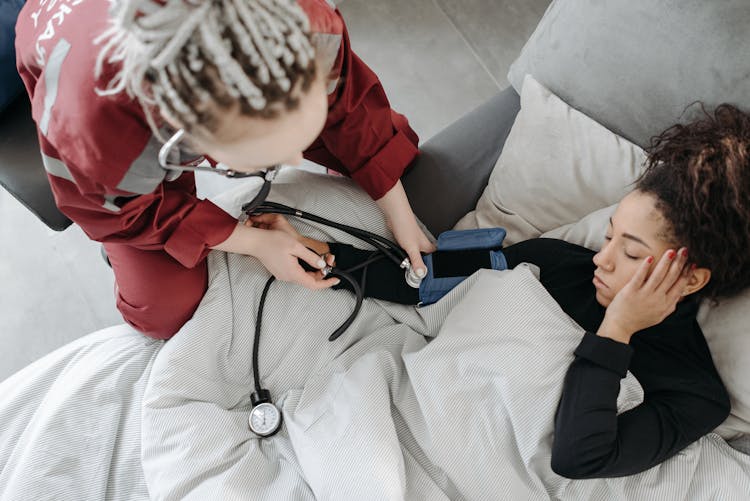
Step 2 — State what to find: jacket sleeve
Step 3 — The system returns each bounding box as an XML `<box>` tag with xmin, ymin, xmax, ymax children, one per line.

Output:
<box><xmin>36</xmin><ymin>109</ymin><xmax>237</xmax><ymax>269</ymax></box>
<box><xmin>16</xmin><ymin>0</ymin><xmax>237</xmax><ymax>269</ymax></box>
<box><xmin>38</xmin><ymin>117</ymin><xmax>237</xmax><ymax>270</ymax></box>
<box><xmin>49</xmin><ymin>164</ymin><xmax>237</xmax><ymax>269</ymax></box>
<box><xmin>550</xmin><ymin>332</ymin><xmax>730</xmax><ymax>479</ymax></box>
<box><xmin>303</xmin><ymin>10</ymin><xmax>420</xmax><ymax>201</ymax></box>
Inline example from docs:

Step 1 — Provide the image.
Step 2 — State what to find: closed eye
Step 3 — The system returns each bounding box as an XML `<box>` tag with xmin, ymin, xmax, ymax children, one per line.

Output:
<box><xmin>606</xmin><ymin>235</ymin><xmax>638</xmax><ymax>259</ymax></box>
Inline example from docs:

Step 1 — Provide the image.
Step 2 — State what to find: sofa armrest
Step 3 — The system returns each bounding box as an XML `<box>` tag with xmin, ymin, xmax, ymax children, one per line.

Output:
<box><xmin>0</xmin><ymin>94</ymin><xmax>72</xmax><ymax>231</ymax></box>
<box><xmin>402</xmin><ymin>85</ymin><xmax>520</xmax><ymax>235</ymax></box>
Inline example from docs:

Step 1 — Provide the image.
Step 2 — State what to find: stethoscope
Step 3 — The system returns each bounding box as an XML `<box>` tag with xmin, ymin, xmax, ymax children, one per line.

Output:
<box><xmin>240</xmin><ymin>169</ymin><xmax>424</xmax><ymax>437</ymax></box>
<box><xmin>157</xmin><ymin>133</ymin><xmax>422</xmax><ymax>438</ymax></box>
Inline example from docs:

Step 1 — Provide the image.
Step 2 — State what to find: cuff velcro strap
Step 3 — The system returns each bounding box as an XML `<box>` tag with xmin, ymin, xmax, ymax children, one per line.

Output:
<box><xmin>431</xmin><ymin>249</ymin><xmax>493</xmax><ymax>278</ymax></box>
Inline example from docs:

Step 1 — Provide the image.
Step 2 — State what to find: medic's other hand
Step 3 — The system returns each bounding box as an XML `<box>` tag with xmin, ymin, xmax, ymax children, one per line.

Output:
<box><xmin>212</xmin><ymin>223</ymin><xmax>336</xmax><ymax>289</ymax></box>
<box><xmin>252</xmin><ymin>229</ymin><xmax>340</xmax><ymax>290</ymax></box>
<box><xmin>387</xmin><ymin>213</ymin><xmax>435</xmax><ymax>279</ymax></box>
<box><xmin>375</xmin><ymin>180</ymin><xmax>436</xmax><ymax>278</ymax></box>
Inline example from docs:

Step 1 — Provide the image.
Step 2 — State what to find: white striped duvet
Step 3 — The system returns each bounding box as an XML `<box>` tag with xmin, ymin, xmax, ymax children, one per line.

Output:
<box><xmin>141</xmin><ymin>171</ymin><xmax>750</xmax><ymax>500</ymax></box>
<box><xmin>1</xmin><ymin>170</ymin><xmax>748</xmax><ymax>500</ymax></box>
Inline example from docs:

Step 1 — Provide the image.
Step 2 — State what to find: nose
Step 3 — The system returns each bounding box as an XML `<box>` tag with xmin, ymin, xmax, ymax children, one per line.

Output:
<box><xmin>593</xmin><ymin>241</ymin><xmax>614</xmax><ymax>271</ymax></box>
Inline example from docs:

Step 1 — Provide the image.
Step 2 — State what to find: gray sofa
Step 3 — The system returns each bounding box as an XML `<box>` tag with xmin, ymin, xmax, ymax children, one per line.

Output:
<box><xmin>1</xmin><ymin>1</ymin><xmax>749</xmax><ymax>498</ymax></box>
<box><xmin>404</xmin><ymin>0</ymin><xmax>750</xmax><ymax>236</ymax></box>
<box><xmin>0</xmin><ymin>95</ymin><xmax>72</xmax><ymax>230</ymax></box>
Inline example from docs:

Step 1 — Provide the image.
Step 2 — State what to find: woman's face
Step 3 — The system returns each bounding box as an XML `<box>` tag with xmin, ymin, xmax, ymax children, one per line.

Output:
<box><xmin>592</xmin><ymin>190</ymin><xmax>678</xmax><ymax>307</ymax></box>
<box><xmin>186</xmin><ymin>70</ymin><xmax>329</xmax><ymax>171</ymax></box>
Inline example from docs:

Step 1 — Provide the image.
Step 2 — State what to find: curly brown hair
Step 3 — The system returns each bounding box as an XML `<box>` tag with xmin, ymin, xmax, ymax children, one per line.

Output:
<box><xmin>636</xmin><ymin>104</ymin><xmax>750</xmax><ymax>300</ymax></box>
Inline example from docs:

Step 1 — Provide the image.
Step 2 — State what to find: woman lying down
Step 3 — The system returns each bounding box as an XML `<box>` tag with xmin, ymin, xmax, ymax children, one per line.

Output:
<box><xmin>247</xmin><ymin>104</ymin><xmax>749</xmax><ymax>479</ymax></box>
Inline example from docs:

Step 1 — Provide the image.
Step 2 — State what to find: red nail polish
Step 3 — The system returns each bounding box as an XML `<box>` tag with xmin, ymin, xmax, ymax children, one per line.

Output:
<box><xmin>681</xmin><ymin>248</ymin><xmax>689</xmax><ymax>258</ymax></box>
<box><xmin>691</xmin><ymin>263</ymin><xmax>697</xmax><ymax>270</ymax></box>
<box><xmin>668</xmin><ymin>250</ymin><xmax>676</xmax><ymax>260</ymax></box>
<box><xmin>647</xmin><ymin>256</ymin><xmax>654</xmax><ymax>264</ymax></box>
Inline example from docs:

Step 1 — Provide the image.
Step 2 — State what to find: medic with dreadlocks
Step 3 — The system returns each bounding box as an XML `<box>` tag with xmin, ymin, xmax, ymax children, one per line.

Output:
<box><xmin>16</xmin><ymin>0</ymin><xmax>434</xmax><ymax>339</ymax></box>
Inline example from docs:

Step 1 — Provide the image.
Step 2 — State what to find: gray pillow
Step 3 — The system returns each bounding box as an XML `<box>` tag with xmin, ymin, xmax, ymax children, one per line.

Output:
<box><xmin>508</xmin><ymin>0</ymin><xmax>750</xmax><ymax>148</ymax></box>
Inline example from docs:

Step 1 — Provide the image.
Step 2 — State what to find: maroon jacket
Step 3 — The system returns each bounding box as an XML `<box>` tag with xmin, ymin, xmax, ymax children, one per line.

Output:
<box><xmin>16</xmin><ymin>0</ymin><xmax>419</xmax><ymax>268</ymax></box>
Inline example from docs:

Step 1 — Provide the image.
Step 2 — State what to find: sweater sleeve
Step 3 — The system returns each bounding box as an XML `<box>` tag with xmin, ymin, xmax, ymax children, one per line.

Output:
<box><xmin>303</xmin><ymin>8</ymin><xmax>420</xmax><ymax>201</ymax></box>
<box><xmin>550</xmin><ymin>332</ymin><xmax>730</xmax><ymax>479</ymax></box>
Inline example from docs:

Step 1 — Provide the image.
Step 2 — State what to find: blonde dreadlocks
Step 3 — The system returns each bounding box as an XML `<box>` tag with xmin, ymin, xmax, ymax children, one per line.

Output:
<box><xmin>95</xmin><ymin>0</ymin><xmax>318</xmax><ymax>138</ymax></box>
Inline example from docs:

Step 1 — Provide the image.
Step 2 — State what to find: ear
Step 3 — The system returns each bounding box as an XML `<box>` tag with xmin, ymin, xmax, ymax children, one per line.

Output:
<box><xmin>684</xmin><ymin>266</ymin><xmax>711</xmax><ymax>296</ymax></box>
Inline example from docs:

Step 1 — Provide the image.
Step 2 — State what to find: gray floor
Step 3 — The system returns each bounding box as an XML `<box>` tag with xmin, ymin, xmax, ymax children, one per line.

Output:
<box><xmin>0</xmin><ymin>0</ymin><xmax>550</xmax><ymax>381</ymax></box>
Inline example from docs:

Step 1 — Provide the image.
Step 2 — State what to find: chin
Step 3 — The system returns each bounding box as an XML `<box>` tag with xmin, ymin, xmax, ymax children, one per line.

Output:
<box><xmin>595</xmin><ymin>291</ymin><xmax>611</xmax><ymax>308</ymax></box>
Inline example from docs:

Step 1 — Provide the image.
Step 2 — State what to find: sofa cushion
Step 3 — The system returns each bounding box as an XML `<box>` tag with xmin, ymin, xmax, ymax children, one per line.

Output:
<box><xmin>508</xmin><ymin>0</ymin><xmax>750</xmax><ymax>148</ymax></box>
<box><xmin>455</xmin><ymin>74</ymin><xmax>646</xmax><ymax>245</ymax></box>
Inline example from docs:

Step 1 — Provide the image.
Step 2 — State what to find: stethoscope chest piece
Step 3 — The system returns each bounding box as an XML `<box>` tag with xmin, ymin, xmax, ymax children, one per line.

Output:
<box><xmin>243</xmin><ymin>196</ymin><xmax>419</xmax><ymax>438</ymax></box>
<box><xmin>249</xmin><ymin>389</ymin><xmax>282</xmax><ymax>438</ymax></box>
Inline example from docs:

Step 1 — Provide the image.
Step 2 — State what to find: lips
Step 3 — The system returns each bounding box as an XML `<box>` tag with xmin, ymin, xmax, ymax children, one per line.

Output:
<box><xmin>593</xmin><ymin>274</ymin><xmax>608</xmax><ymax>289</ymax></box>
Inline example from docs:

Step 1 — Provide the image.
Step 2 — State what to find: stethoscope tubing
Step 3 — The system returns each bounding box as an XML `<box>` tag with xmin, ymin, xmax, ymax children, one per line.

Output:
<box><xmin>248</xmin><ymin>202</ymin><xmax>409</xmax><ymax>270</ymax></box>
<box><xmin>252</xmin><ymin>265</ymin><xmax>364</xmax><ymax>393</ymax></box>
<box><xmin>240</xmin><ymin>174</ymin><xmax>416</xmax><ymax>437</ymax></box>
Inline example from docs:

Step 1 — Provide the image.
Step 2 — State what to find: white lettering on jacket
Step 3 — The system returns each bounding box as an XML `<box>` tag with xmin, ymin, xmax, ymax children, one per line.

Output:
<box><xmin>31</xmin><ymin>0</ymin><xmax>85</xmax><ymax>66</ymax></box>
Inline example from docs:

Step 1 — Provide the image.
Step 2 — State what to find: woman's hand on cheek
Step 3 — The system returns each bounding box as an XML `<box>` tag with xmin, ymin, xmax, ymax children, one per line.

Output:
<box><xmin>600</xmin><ymin>248</ymin><xmax>691</xmax><ymax>343</ymax></box>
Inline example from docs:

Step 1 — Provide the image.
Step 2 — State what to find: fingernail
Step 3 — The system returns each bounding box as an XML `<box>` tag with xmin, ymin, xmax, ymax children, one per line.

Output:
<box><xmin>332</xmin><ymin>279</ymin><xmax>341</xmax><ymax>286</ymax></box>
<box><xmin>416</xmin><ymin>268</ymin><xmax>426</xmax><ymax>278</ymax></box>
<box><xmin>690</xmin><ymin>263</ymin><xmax>697</xmax><ymax>270</ymax></box>
<box><xmin>667</xmin><ymin>250</ymin><xmax>676</xmax><ymax>260</ymax></box>
<box><xmin>317</xmin><ymin>259</ymin><xmax>326</xmax><ymax>268</ymax></box>
<box><xmin>647</xmin><ymin>256</ymin><xmax>654</xmax><ymax>263</ymax></box>
<box><xmin>680</xmin><ymin>248</ymin><xmax>689</xmax><ymax>258</ymax></box>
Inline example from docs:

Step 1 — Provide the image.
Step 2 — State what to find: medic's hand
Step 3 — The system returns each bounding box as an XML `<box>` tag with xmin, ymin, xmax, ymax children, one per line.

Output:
<box><xmin>245</xmin><ymin>213</ymin><xmax>331</xmax><ymax>257</ymax></box>
<box><xmin>599</xmin><ymin>247</ymin><xmax>691</xmax><ymax>344</ymax></box>
<box><xmin>375</xmin><ymin>180</ymin><xmax>436</xmax><ymax>277</ymax></box>
<box><xmin>251</xmin><ymin>229</ymin><xmax>340</xmax><ymax>290</ymax></box>
<box><xmin>246</xmin><ymin>213</ymin><xmax>299</xmax><ymax>238</ymax></box>
<box><xmin>212</xmin><ymin>222</ymin><xmax>339</xmax><ymax>290</ymax></box>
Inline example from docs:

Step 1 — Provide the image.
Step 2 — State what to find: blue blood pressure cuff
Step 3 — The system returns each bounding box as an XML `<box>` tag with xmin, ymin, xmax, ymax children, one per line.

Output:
<box><xmin>418</xmin><ymin>228</ymin><xmax>507</xmax><ymax>306</ymax></box>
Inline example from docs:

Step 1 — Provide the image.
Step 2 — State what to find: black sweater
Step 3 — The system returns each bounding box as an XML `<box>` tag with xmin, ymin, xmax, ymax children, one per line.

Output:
<box><xmin>328</xmin><ymin>238</ymin><xmax>731</xmax><ymax>478</ymax></box>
